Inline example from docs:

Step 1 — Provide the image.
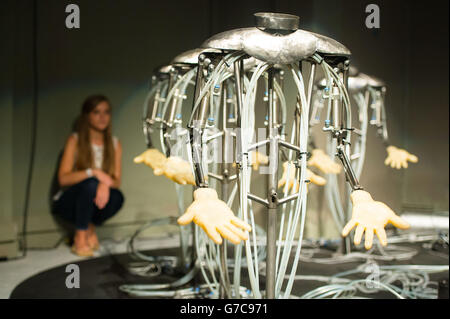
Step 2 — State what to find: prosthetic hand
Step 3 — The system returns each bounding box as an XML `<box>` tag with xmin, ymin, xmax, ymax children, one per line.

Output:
<box><xmin>250</xmin><ymin>151</ymin><xmax>269</xmax><ymax>171</ymax></box>
<box><xmin>385</xmin><ymin>146</ymin><xmax>418</xmax><ymax>169</ymax></box>
<box><xmin>342</xmin><ymin>190</ymin><xmax>410</xmax><ymax>250</ymax></box>
<box><xmin>307</xmin><ymin>149</ymin><xmax>341</xmax><ymax>174</ymax></box>
<box><xmin>177</xmin><ymin>188</ymin><xmax>252</xmax><ymax>245</ymax></box>
<box><xmin>277</xmin><ymin>161</ymin><xmax>326</xmax><ymax>193</ymax></box>
<box><xmin>134</xmin><ymin>148</ymin><xmax>167</xmax><ymax>176</ymax></box>
<box><xmin>162</xmin><ymin>156</ymin><xmax>196</xmax><ymax>185</ymax></box>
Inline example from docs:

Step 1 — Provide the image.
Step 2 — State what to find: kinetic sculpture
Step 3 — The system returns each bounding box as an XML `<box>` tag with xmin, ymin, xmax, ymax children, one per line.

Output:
<box><xmin>311</xmin><ymin>67</ymin><xmax>418</xmax><ymax>251</ymax></box>
<box><xmin>130</xmin><ymin>12</ymin><xmax>412</xmax><ymax>299</ymax></box>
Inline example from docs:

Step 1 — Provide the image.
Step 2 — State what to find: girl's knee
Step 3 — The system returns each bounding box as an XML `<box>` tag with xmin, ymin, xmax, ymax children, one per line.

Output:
<box><xmin>80</xmin><ymin>177</ymin><xmax>99</xmax><ymax>196</ymax></box>
<box><xmin>112</xmin><ymin>190</ymin><xmax>125</xmax><ymax>209</ymax></box>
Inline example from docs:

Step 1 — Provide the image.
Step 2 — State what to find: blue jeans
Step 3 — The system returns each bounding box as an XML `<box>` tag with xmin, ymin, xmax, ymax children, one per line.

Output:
<box><xmin>53</xmin><ymin>177</ymin><xmax>124</xmax><ymax>230</ymax></box>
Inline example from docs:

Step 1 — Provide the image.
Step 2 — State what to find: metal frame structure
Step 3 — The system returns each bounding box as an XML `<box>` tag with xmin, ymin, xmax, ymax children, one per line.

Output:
<box><xmin>121</xmin><ymin>12</ymin><xmax>424</xmax><ymax>300</ymax></box>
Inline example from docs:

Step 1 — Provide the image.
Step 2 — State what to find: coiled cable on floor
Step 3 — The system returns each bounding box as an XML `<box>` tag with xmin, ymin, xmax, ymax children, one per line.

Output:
<box><xmin>127</xmin><ymin>216</ymin><xmax>178</xmax><ymax>262</ymax></box>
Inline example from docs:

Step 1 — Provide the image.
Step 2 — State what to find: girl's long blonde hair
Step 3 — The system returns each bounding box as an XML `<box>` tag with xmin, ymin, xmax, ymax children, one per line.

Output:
<box><xmin>74</xmin><ymin>95</ymin><xmax>115</xmax><ymax>177</ymax></box>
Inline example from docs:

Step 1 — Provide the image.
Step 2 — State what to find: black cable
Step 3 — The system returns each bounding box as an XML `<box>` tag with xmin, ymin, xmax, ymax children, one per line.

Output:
<box><xmin>1</xmin><ymin>0</ymin><xmax>39</xmax><ymax>263</ymax></box>
<box><xmin>19</xmin><ymin>0</ymin><xmax>39</xmax><ymax>259</ymax></box>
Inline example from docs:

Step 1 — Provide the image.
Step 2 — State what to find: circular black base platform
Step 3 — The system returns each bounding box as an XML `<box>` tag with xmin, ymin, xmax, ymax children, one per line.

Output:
<box><xmin>10</xmin><ymin>243</ymin><xmax>448</xmax><ymax>299</ymax></box>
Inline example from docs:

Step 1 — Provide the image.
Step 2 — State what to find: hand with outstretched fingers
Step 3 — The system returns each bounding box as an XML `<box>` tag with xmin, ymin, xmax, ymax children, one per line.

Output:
<box><xmin>134</xmin><ymin>148</ymin><xmax>167</xmax><ymax>176</ymax></box>
<box><xmin>385</xmin><ymin>145</ymin><xmax>418</xmax><ymax>169</ymax></box>
<box><xmin>162</xmin><ymin>156</ymin><xmax>196</xmax><ymax>185</ymax></box>
<box><xmin>307</xmin><ymin>149</ymin><xmax>341</xmax><ymax>174</ymax></box>
<box><xmin>342</xmin><ymin>190</ymin><xmax>410</xmax><ymax>250</ymax></box>
<box><xmin>278</xmin><ymin>161</ymin><xmax>327</xmax><ymax>193</ymax></box>
<box><xmin>177</xmin><ymin>188</ymin><xmax>252</xmax><ymax>245</ymax></box>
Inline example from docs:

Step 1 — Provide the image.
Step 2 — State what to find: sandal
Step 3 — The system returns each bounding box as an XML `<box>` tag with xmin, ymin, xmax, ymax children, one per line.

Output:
<box><xmin>90</xmin><ymin>242</ymin><xmax>100</xmax><ymax>251</ymax></box>
<box><xmin>87</xmin><ymin>236</ymin><xmax>100</xmax><ymax>251</ymax></box>
<box><xmin>71</xmin><ymin>244</ymin><xmax>94</xmax><ymax>257</ymax></box>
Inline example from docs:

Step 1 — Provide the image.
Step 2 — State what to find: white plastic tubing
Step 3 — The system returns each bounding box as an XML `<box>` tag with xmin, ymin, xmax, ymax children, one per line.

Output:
<box><xmin>235</xmin><ymin>59</ymin><xmax>311</xmax><ymax>299</ymax></box>
<box><xmin>310</xmin><ymin>56</ymin><xmax>353</xmax><ymax>233</ymax></box>
<box><xmin>276</xmin><ymin>64</ymin><xmax>310</xmax><ymax>299</ymax></box>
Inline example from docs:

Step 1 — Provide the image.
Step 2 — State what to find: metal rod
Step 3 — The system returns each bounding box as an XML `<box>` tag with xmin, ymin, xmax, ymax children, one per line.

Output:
<box><xmin>205</xmin><ymin>131</ymin><xmax>224</xmax><ymax>143</ymax></box>
<box><xmin>233</xmin><ymin>60</ymin><xmax>243</xmax><ymax>127</ymax></box>
<box><xmin>266</xmin><ymin>68</ymin><xmax>278</xmax><ymax>299</ymax></box>
<box><xmin>336</xmin><ymin>145</ymin><xmax>363</xmax><ymax>191</ymax></box>
<box><xmin>379</xmin><ymin>88</ymin><xmax>390</xmax><ymax>146</ymax></box>
<box><xmin>220</xmin><ymin>165</ymin><xmax>232</xmax><ymax>298</ymax></box>
<box><xmin>162</xmin><ymin>71</ymin><xmax>178</xmax><ymax>157</ymax></box>
<box><xmin>332</xmin><ymin>85</ymin><xmax>340</xmax><ymax>129</ymax></box>
<box><xmin>151</xmin><ymin>85</ymin><xmax>161</xmax><ymax>122</ymax></box>
<box><xmin>233</xmin><ymin>151</ymin><xmax>242</xmax><ymax>298</ymax></box>
<box><xmin>306</xmin><ymin>64</ymin><xmax>316</xmax><ymax>109</ymax></box>
<box><xmin>207</xmin><ymin>172</ymin><xmax>224</xmax><ymax>181</ymax></box>
<box><xmin>247</xmin><ymin>193</ymin><xmax>270</xmax><ymax>207</ymax></box>
<box><xmin>198</xmin><ymin>92</ymin><xmax>210</xmax><ymax>128</ymax></box>
<box><xmin>191</xmin><ymin>57</ymin><xmax>206</xmax><ymax>125</ymax></box>
<box><xmin>247</xmin><ymin>139</ymin><xmax>270</xmax><ymax>152</ymax></box>
<box><xmin>341</xmin><ymin>62</ymin><xmax>352</xmax><ymax>255</ymax></box>
<box><xmin>277</xmin><ymin>192</ymin><xmax>301</xmax><ymax>205</ymax></box>
<box><xmin>278</xmin><ymin>140</ymin><xmax>301</xmax><ymax>153</ymax></box>
<box><xmin>189</xmin><ymin>57</ymin><xmax>208</xmax><ymax>187</ymax></box>
<box><xmin>220</xmin><ymin>81</ymin><xmax>232</xmax><ymax>298</ymax></box>
<box><xmin>295</xmin><ymin>96</ymin><xmax>301</xmax><ymax>149</ymax></box>
<box><xmin>167</xmin><ymin>88</ymin><xmax>179</xmax><ymax>125</ymax></box>
<box><xmin>233</xmin><ymin>60</ymin><xmax>244</xmax><ymax>165</ymax></box>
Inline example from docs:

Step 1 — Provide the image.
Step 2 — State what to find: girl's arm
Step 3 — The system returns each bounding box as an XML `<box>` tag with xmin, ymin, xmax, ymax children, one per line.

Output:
<box><xmin>111</xmin><ymin>140</ymin><xmax>122</xmax><ymax>188</ymax></box>
<box><xmin>58</xmin><ymin>135</ymin><xmax>92</xmax><ymax>187</ymax></box>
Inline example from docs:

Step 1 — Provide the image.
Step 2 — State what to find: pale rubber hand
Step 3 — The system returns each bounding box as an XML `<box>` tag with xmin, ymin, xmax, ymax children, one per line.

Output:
<box><xmin>162</xmin><ymin>156</ymin><xmax>196</xmax><ymax>185</ymax></box>
<box><xmin>307</xmin><ymin>149</ymin><xmax>341</xmax><ymax>174</ymax></box>
<box><xmin>250</xmin><ymin>151</ymin><xmax>269</xmax><ymax>171</ymax></box>
<box><xmin>342</xmin><ymin>190</ymin><xmax>410</xmax><ymax>250</ymax></box>
<box><xmin>177</xmin><ymin>188</ymin><xmax>252</xmax><ymax>245</ymax></box>
<box><xmin>277</xmin><ymin>161</ymin><xmax>326</xmax><ymax>193</ymax></box>
<box><xmin>384</xmin><ymin>145</ymin><xmax>418</xmax><ymax>169</ymax></box>
<box><xmin>134</xmin><ymin>148</ymin><xmax>167</xmax><ymax>176</ymax></box>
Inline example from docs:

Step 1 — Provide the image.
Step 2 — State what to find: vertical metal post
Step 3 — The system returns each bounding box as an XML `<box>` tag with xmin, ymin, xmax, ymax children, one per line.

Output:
<box><xmin>162</xmin><ymin>70</ymin><xmax>178</xmax><ymax>157</ymax></box>
<box><xmin>219</xmin><ymin>82</ymin><xmax>232</xmax><ymax>299</ymax></box>
<box><xmin>168</xmin><ymin>88</ymin><xmax>179</xmax><ymax>125</ymax></box>
<box><xmin>266</xmin><ymin>68</ymin><xmax>278</xmax><ymax>299</ymax></box>
<box><xmin>341</xmin><ymin>64</ymin><xmax>352</xmax><ymax>254</ymax></box>
<box><xmin>306</xmin><ymin>64</ymin><xmax>316</xmax><ymax>109</ymax></box>
<box><xmin>332</xmin><ymin>85</ymin><xmax>340</xmax><ymax>129</ymax></box>
<box><xmin>151</xmin><ymin>85</ymin><xmax>161</xmax><ymax>122</ymax></box>
<box><xmin>191</xmin><ymin>55</ymin><xmax>206</xmax><ymax>125</ymax></box>
<box><xmin>233</xmin><ymin>61</ymin><xmax>243</xmax><ymax>128</ymax></box>
<box><xmin>231</xmin><ymin>64</ymin><xmax>246</xmax><ymax>297</ymax></box>
<box><xmin>233</xmin><ymin>60</ymin><xmax>244</xmax><ymax>169</ymax></box>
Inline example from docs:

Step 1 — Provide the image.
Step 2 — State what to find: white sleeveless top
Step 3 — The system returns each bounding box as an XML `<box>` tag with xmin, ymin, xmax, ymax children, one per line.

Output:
<box><xmin>72</xmin><ymin>132</ymin><xmax>118</xmax><ymax>169</ymax></box>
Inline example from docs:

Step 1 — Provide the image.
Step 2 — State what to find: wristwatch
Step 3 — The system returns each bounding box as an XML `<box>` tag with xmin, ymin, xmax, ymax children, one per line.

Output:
<box><xmin>85</xmin><ymin>168</ymin><xmax>93</xmax><ymax>177</ymax></box>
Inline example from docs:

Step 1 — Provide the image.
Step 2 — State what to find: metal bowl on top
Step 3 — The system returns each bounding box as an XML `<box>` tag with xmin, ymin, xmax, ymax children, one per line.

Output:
<box><xmin>201</xmin><ymin>12</ymin><xmax>351</xmax><ymax>65</ymax></box>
